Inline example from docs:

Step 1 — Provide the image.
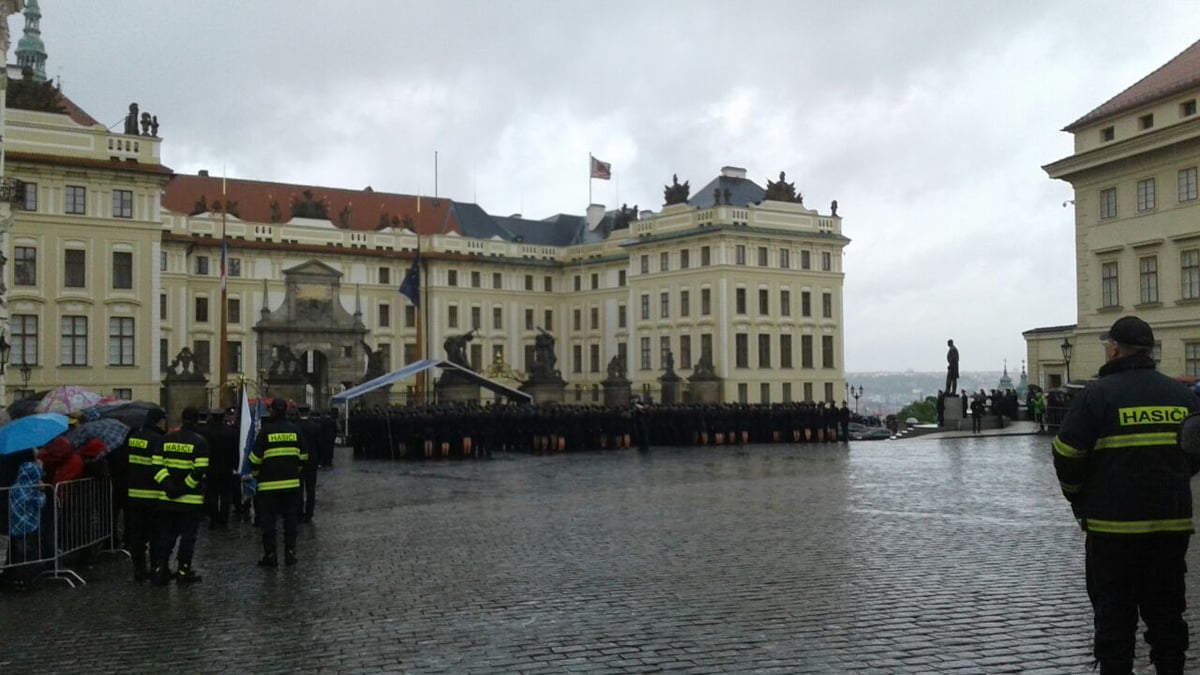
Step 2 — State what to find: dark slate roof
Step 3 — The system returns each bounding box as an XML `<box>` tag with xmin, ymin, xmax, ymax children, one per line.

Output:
<box><xmin>493</xmin><ymin>214</ymin><xmax>585</xmax><ymax>247</ymax></box>
<box><xmin>449</xmin><ymin>201</ymin><xmax>517</xmax><ymax>241</ymax></box>
<box><xmin>687</xmin><ymin>175</ymin><xmax>766</xmax><ymax>208</ymax></box>
<box><xmin>1066</xmin><ymin>39</ymin><xmax>1200</xmax><ymax>131</ymax></box>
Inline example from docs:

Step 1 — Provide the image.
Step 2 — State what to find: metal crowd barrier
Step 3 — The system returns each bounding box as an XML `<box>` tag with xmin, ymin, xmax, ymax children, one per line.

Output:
<box><xmin>0</xmin><ymin>481</ymin><xmax>56</xmax><ymax>587</ymax></box>
<box><xmin>1</xmin><ymin>475</ymin><xmax>117</xmax><ymax>589</ymax></box>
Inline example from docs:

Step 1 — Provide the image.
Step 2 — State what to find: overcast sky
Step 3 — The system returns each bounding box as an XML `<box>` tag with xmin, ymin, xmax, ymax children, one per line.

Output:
<box><xmin>19</xmin><ymin>1</ymin><xmax>1200</xmax><ymax>372</ymax></box>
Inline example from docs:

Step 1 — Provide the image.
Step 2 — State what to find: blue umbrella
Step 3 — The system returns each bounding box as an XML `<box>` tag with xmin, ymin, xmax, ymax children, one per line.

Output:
<box><xmin>0</xmin><ymin>413</ymin><xmax>70</xmax><ymax>456</ymax></box>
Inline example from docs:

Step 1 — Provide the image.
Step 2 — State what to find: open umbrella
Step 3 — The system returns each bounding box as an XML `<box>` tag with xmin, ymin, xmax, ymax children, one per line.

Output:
<box><xmin>35</xmin><ymin>386</ymin><xmax>104</xmax><ymax>416</ymax></box>
<box><xmin>92</xmin><ymin>401</ymin><xmax>165</xmax><ymax>430</ymax></box>
<box><xmin>65</xmin><ymin>417</ymin><xmax>131</xmax><ymax>459</ymax></box>
<box><xmin>0</xmin><ymin>413</ymin><xmax>70</xmax><ymax>456</ymax></box>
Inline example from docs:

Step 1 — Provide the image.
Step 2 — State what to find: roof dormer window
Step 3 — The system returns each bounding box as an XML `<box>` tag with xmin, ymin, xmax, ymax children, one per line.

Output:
<box><xmin>1181</xmin><ymin>99</ymin><xmax>1197</xmax><ymax>118</ymax></box>
<box><xmin>1101</xmin><ymin>126</ymin><xmax>1115</xmax><ymax>142</ymax></box>
<box><xmin>1139</xmin><ymin>113</ymin><xmax>1155</xmax><ymax>130</ymax></box>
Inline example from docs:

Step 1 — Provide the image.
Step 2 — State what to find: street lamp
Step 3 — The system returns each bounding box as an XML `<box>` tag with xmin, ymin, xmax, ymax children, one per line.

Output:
<box><xmin>19</xmin><ymin>363</ymin><xmax>31</xmax><ymax>396</ymax></box>
<box><xmin>852</xmin><ymin>385</ymin><xmax>863</xmax><ymax>413</ymax></box>
<box><xmin>1060</xmin><ymin>338</ymin><xmax>1073</xmax><ymax>384</ymax></box>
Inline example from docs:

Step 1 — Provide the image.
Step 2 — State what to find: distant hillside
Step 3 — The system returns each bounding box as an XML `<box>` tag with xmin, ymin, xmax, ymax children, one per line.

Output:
<box><xmin>844</xmin><ymin>371</ymin><xmax>1020</xmax><ymax>416</ymax></box>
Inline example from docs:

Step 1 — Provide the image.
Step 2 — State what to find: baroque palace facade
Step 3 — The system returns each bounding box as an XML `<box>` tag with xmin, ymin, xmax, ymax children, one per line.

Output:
<box><xmin>0</xmin><ymin>5</ymin><xmax>848</xmax><ymax>407</ymax></box>
<box><xmin>0</xmin><ymin>93</ymin><xmax>849</xmax><ymax>407</ymax></box>
<box><xmin>1027</xmin><ymin>39</ymin><xmax>1200</xmax><ymax>387</ymax></box>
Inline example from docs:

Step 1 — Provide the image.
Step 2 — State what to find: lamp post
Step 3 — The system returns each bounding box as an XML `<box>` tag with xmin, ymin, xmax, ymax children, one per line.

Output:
<box><xmin>852</xmin><ymin>385</ymin><xmax>863</xmax><ymax>413</ymax></box>
<box><xmin>19</xmin><ymin>363</ymin><xmax>31</xmax><ymax>398</ymax></box>
<box><xmin>1060</xmin><ymin>338</ymin><xmax>1073</xmax><ymax>384</ymax></box>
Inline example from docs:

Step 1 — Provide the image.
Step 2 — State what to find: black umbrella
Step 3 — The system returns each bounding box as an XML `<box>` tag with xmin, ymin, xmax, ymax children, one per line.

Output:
<box><xmin>7</xmin><ymin>393</ymin><xmax>47</xmax><ymax>420</ymax></box>
<box><xmin>92</xmin><ymin>401</ymin><xmax>165</xmax><ymax>430</ymax></box>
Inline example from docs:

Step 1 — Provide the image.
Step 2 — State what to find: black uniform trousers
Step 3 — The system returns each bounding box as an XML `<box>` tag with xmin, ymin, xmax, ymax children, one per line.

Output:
<box><xmin>206</xmin><ymin>472</ymin><xmax>237</xmax><ymax>526</ymax></box>
<box><xmin>258</xmin><ymin>490</ymin><xmax>300</xmax><ymax>554</ymax></box>
<box><xmin>1085</xmin><ymin>533</ymin><xmax>1189</xmax><ymax>670</ymax></box>
<box><xmin>126</xmin><ymin>499</ymin><xmax>159</xmax><ymax>571</ymax></box>
<box><xmin>300</xmin><ymin>466</ymin><xmax>317</xmax><ymax>520</ymax></box>
<box><xmin>155</xmin><ymin>509</ymin><xmax>200</xmax><ymax>567</ymax></box>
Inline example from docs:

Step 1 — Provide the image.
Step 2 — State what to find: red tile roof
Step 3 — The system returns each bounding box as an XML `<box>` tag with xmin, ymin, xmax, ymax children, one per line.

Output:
<box><xmin>1066</xmin><ymin>39</ymin><xmax>1200</xmax><ymax>131</ymax></box>
<box><xmin>163</xmin><ymin>174</ymin><xmax>461</xmax><ymax>235</ymax></box>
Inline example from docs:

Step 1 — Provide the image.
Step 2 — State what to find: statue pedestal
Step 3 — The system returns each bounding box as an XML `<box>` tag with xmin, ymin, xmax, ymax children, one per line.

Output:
<box><xmin>942</xmin><ymin>396</ymin><xmax>965</xmax><ymax>430</ymax></box>
<box><xmin>162</xmin><ymin>376</ymin><xmax>208</xmax><ymax>428</ymax></box>
<box><xmin>522</xmin><ymin>380</ymin><xmax>566</xmax><ymax>405</ymax></box>
<box><xmin>437</xmin><ymin>380</ymin><xmax>480</xmax><ymax>403</ymax></box>
<box><xmin>659</xmin><ymin>374</ymin><xmax>682</xmax><ymax>404</ymax></box>
<box><xmin>688</xmin><ymin>379</ymin><xmax>721</xmax><ymax>404</ymax></box>
<box><xmin>603</xmin><ymin>381</ymin><xmax>631</xmax><ymax>408</ymax></box>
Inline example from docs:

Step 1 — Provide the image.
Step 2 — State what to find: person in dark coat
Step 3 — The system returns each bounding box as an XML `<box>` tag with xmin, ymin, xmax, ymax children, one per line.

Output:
<box><xmin>203</xmin><ymin>407</ymin><xmax>239</xmax><ymax>529</ymax></box>
<box><xmin>296</xmin><ymin>406</ymin><xmax>322</xmax><ymax>523</ymax></box>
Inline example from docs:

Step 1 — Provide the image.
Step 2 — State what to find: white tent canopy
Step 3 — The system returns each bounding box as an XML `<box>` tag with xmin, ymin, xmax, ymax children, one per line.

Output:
<box><xmin>329</xmin><ymin>359</ymin><xmax>532</xmax><ymax>406</ymax></box>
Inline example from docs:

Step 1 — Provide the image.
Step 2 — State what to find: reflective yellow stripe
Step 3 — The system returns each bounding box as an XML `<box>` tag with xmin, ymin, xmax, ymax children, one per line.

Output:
<box><xmin>1094</xmin><ymin>432</ymin><xmax>1179</xmax><ymax>450</ymax></box>
<box><xmin>264</xmin><ymin>447</ymin><xmax>300</xmax><ymax>459</ymax></box>
<box><xmin>129</xmin><ymin>488</ymin><xmax>164</xmax><ymax>500</ymax></box>
<box><xmin>161</xmin><ymin>494</ymin><xmax>204</xmax><ymax>505</ymax></box>
<box><xmin>163</xmin><ymin>458</ymin><xmax>195</xmax><ymax>469</ymax></box>
<box><xmin>129</xmin><ymin>455</ymin><xmax>154</xmax><ymax>466</ymax></box>
<box><xmin>258</xmin><ymin>478</ymin><xmax>300</xmax><ymax>491</ymax></box>
<box><xmin>1053</xmin><ymin>437</ymin><xmax>1084</xmax><ymax>459</ymax></box>
<box><xmin>249</xmin><ymin>453</ymin><xmax>262</xmax><ymax>466</ymax></box>
<box><xmin>1087</xmin><ymin>518</ymin><xmax>1193</xmax><ymax>534</ymax></box>
<box><xmin>153</xmin><ymin>468</ymin><xmax>169</xmax><ymax>483</ymax></box>
<box><xmin>193</xmin><ymin>457</ymin><xmax>209</xmax><ymax>468</ymax></box>
<box><xmin>184</xmin><ymin>475</ymin><xmax>199</xmax><ymax>489</ymax></box>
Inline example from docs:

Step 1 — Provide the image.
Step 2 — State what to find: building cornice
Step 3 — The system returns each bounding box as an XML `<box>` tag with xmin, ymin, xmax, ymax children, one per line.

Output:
<box><xmin>1043</xmin><ymin>116</ymin><xmax>1200</xmax><ymax>181</ymax></box>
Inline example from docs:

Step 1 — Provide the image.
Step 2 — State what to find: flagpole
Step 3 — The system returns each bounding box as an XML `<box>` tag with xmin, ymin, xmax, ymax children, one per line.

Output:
<box><xmin>218</xmin><ymin>172</ymin><xmax>229</xmax><ymax>407</ymax></box>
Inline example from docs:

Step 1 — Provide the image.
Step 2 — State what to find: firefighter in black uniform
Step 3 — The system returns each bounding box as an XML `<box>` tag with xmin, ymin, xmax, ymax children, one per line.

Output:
<box><xmin>151</xmin><ymin>406</ymin><xmax>209</xmax><ymax>585</ymax></box>
<box><xmin>124</xmin><ymin>407</ymin><xmax>167</xmax><ymax>581</ymax></box>
<box><xmin>296</xmin><ymin>405</ymin><xmax>322</xmax><ymax>523</ymax></box>
<box><xmin>250</xmin><ymin>399</ymin><xmax>308</xmax><ymax>567</ymax></box>
<box><xmin>1053</xmin><ymin>316</ymin><xmax>1200</xmax><ymax>675</ymax></box>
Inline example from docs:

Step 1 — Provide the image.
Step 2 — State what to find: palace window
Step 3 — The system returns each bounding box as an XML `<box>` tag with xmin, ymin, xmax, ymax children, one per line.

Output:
<box><xmin>780</xmin><ymin>334</ymin><xmax>793</xmax><ymax>368</ymax></box>
<box><xmin>228</xmin><ymin>298</ymin><xmax>241</xmax><ymax>324</ymax></box>
<box><xmin>65</xmin><ymin>185</ymin><xmax>86</xmax><ymax>214</ymax></box>
<box><xmin>1138</xmin><ymin>256</ymin><xmax>1158</xmax><ymax>304</ymax></box>
<box><xmin>1099</xmin><ymin>188</ymin><xmax>1117</xmax><ymax>219</ymax></box>
<box><xmin>780</xmin><ymin>289</ymin><xmax>791</xmax><ymax>316</ymax></box>
<box><xmin>61</xmin><ymin>316</ymin><xmax>88</xmax><ymax>366</ymax></box>
<box><xmin>1101</xmin><ymin>261</ymin><xmax>1119</xmax><ymax>308</ymax></box>
<box><xmin>1182</xmin><ymin>249</ymin><xmax>1200</xmax><ymax>300</ymax></box>
<box><xmin>801</xmin><ymin>291</ymin><xmax>811</xmax><ymax>317</ymax></box>
<box><xmin>21</xmin><ymin>182</ymin><xmax>36</xmax><ymax>211</ymax></box>
<box><xmin>112</xmin><ymin>251</ymin><xmax>133</xmax><ymax>289</ymax></box>
<box><xmin>14</xmin><ymin>246</ymin><xmax>35</xmax><ymax>285</ymax></box>
<box><xmin>1179</xmin><ymin>168</ymin><xmax>1197</xmax><ymax>202</ymax></box>
<box><xmin>822</xmin><ymin>335</ymin><xmax>835</xmax><ymax>369</ymax></box>
<box><xmin>11</xmin><ymin>314</ymin><xmax>37</xmax><ymax>366</ymax></box>
<box><xmin>680</xmin><ymin>290</ymin><xmax>690</xmax><ymax>317</ymax></box>
<box><xmin>701</xmin><ymin>288</ymin><xmax>711</xmax><ymax>315</ymax></box>
<box><xmin>65</xmin><ymin>250</ymin><xmax>86</xmax><ymax>287</ymax></box>
<box><xmin>758</xmin><ymin>334</ymin><xmax>771</xmax><ymax>368</ymax></box>
<box><xmin>109</xmin><ymin>317</ymin><xmax>135</xmax><ymax>366</ymax></box>
<box><xmin>735</xmin><ymin>333</ymin><xmax>748</xmax><ymax>368</ymax></box>
<box><xmin>112</xmin><ymin>190</ymin><xmax>133</xmax><ymax>218</ymax></box>
<box><xmin>195</xmin><ymin>296</ymin><xmax>209</xmax><ymax>322</ymax></box>
<box><xmin>801</xmin><ymin>335</ymin><xmax>814</xmax><ymax>369</ymax></box>
<box><xmin>1137</xmin><ymin>178</ymin><xmax>1156</xmax><ymax>212</ymax></box>
<box><xmin>735</xmin><ymin>288</ymin><xmax>746</xmax><ymax>314</ymax></box>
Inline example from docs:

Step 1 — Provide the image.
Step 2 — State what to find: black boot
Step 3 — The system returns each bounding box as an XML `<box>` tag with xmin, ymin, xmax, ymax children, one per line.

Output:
<box><xmin>151</xmin><ymin>562</ymin><xmax>171</xmax><ymax>586</ymax></box>
<box><xmin>284</xmin><ymin>549</ymin><xmax>297</xmax><ymax>566</ymax></box>
<box><xmin>1154</xmin><ymin>658</ymin><xmax>1184</xmax><ymax>675</ymax></box>
<box><xmin>175</xmin><ymin>562</ymin><xmax>202</xmax><ymax>584</ymax></box>
<box><xmin>132</xmin><ymin>555</ymin><xmax>149</xmax><ymax>582</ymax></box>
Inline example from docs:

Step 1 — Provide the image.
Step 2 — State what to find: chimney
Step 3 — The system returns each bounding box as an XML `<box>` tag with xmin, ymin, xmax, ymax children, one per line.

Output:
<box><xmin>720</xmin><ymin>166</ymin><xmax>747</xmax><ymax>179</ymax></box>
<box><xmin>199</xmin><ymin>169</ymin><xmax>209</xmax><ymax>177</ymax></box>
<box><xmin>587</xmin><ymin>203</ymin><xmax>606</xmax><ymax>230</ymax></box>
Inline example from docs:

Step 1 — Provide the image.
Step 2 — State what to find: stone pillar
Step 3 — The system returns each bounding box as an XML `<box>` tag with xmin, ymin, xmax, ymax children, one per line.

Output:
<box><xmin>688</xmin><ymin>379</ymin><xmax>721</xmax><ymax>404</ymax></box>
<box><xmin>603</xmin><ymin>381</ymin><xmax>631</xmax><ymax>408</ymax></box>
<box><xmin>522</xmin><ymin>381</ymin><xmax>565</xmax><ymax>405</ymax></box>
<box><xmin>659</xmin><ymin>373</ymin><xmax>682</xmax><ymax>404</ymax></box>
<box><xmin>942</xmin><ymin>396</ymin><xmax>965</xmax><ymax>431</ymax></box>
<box><xmin>437</xmin><ymin>380</ymin><xmax>480</xmax><ymax>403</ymax></box>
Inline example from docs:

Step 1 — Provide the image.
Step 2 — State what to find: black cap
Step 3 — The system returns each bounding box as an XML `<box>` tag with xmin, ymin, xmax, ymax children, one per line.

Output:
<box><xmin>145</xmin><ymin>407</ymin><xmax>167</xmax><ymax>427</ymax></box>
<box><xmin>1100</xmin><ymin>315</ymin><xmax>1155</xmax><ymax>347</ymax></box>
<box><xmin>181</xmin><ymin>406</ymin><xmax>200</xmax><ymax>422</ymax></box>
<box><xmin>270</xmin><ymin>398</ymin><xmax>288</xmax><ymax>414</ymax></box>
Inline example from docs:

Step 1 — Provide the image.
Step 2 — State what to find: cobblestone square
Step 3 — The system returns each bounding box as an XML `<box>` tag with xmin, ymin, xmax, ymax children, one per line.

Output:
<box><xmin>3</xmin><ymin>433</ymin><xmax>1199</xmax><ymax>673</ymax></box>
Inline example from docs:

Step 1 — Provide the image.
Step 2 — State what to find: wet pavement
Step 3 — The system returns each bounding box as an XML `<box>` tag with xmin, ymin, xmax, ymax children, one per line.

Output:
<box><xmin>3</xmin><ymin>433</ymin><xmax>1199</xmax><ymax>673</ymax></box>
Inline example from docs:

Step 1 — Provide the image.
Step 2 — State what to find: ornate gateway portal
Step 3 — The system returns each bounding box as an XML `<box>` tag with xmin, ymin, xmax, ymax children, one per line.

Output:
<box><xmin>255</xmin><ymin>260</ymin><xmax>370</xmax><ymax>409</ymax></box>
